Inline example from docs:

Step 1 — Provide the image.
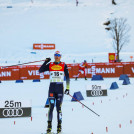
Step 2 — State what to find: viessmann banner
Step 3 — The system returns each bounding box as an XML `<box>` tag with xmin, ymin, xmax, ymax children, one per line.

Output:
<box><xmin>0</xmin><ymin>68</ymin><xmax>20</xmax><ymax>80</ymax></box>
<box><xmin>33</xmin><ymin>44</ymin><xmax>55</xmax><ymax>50</ymax></box>
<box><xmin>0</xmin><ymin>62</ymin><xmax>134</xmax><ymax>80</ymax></box>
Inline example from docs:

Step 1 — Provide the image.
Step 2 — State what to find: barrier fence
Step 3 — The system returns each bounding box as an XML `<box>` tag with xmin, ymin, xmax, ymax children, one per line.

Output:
<box><xmin>0</xmin><ymin>62</ymin><xmax>134</xmax><ymax>81</ymax></box>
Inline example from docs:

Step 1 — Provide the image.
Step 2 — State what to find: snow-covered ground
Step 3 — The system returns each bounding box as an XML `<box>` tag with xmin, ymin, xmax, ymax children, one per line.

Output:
<box><xmin>0</xmin><ymin>78</ymin><xmax>134</xmax><ymax>134</ymax></box>
<box><xmin>0</xmin><ymin>0</ymin><xmax>134</xmax><ymax>134</ymax></box>
<box><xmin>0</xmin><ymin>0</ymin><xmax>134</xmax><ymax>65</ymax></box>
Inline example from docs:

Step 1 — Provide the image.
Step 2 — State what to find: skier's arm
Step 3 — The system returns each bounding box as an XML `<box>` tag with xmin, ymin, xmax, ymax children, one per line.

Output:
<box><xmin>64</xmin><ymin>64</ymin><xmax>70</xmax><ymax>90</ymax></box>
<box><xmin>39</xmin><ymin>61</ymin><xmax>50</xmax><ymax>73</ymax></box>
<box><xmin>79</xmin><ymin>63</ymin><xmax>84</xmax><ymax>68</ymax></box>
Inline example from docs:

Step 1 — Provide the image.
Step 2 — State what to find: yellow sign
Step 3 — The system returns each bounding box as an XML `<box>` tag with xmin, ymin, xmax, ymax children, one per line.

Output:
<box><xmin>51</xmin><ymin>65</ymin><xmax>62</xmax><ymax>70</ymax></box>
<box><xmin>109</xmin><ymin>55</ymin><xmax>115</xmax><ymax>60</ymax></box>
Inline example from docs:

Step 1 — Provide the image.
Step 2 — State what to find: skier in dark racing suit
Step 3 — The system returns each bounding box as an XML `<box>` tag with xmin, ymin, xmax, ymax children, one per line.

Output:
<box><xmin>39</xmin><ymin>51</ymin><xmax>70</xmax><ymax>134</ymax></box>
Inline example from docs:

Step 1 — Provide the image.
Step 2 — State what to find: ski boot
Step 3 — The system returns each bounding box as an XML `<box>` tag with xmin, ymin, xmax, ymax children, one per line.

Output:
<box><xmin>57</xmin><ymin>121</ymin><xmax>62</xmax><ymax>133</ymax></box>
<box><xmin>46</xmin><ymin>121</ymin><xmax>52</xmax><ymax>134</ymax></box>
<box><xmin>85</xmin><ymin>77</ymin><xmax>87</xmax><ymax>80</ymax></box>
<box><xmin>75</xmin><ymin>77</ymin><xmax>78</xmax><ymax>80</ymax></box>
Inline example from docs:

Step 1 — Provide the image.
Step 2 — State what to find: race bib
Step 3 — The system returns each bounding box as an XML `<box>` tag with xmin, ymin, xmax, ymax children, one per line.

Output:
<box><xmin>50</xmin><ymin>71</ymin><xmax>64</xmax><ymax>82</ymax></box>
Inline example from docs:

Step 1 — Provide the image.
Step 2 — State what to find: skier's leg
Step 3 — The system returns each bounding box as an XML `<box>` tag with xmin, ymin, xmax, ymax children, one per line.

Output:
<box><xmin>75</xmin><ymin>70</ymin><xmax>82</xmax><ymax>80</ymax></box>
<box><xmin>55</xmin><ymin>84</ymin><xmax>64</xmax><ymax>133</ymax></box>
<box><xmin>47</xmin><ymin>97</ymin><xmax>55</xmax><ymax>133</ymax></box>
<box><xmin>47</xmin><ymin>83</ymin><xmax>56</xmax><ymax>133</ymax></box>
<box><xmin>48</xmin><ymin>97</ymin><xmax>55</xmax><ymax>121</ymax></box>
<box><xmin>83</xmin><ymin>69</ymin><xmax>87</xmax><ymax>80</ymax></box>
<box><xmin>78</xmin><ymin>70</ymin><xmax>82</xmax><ymax>77</ymax></box>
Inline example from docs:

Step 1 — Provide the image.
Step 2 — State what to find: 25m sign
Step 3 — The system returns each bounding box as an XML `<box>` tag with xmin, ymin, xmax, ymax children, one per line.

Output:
<box><xmin>0</xmin><ymin>100</ymin><xmax>32</xmax><ymax>118</ymax></box>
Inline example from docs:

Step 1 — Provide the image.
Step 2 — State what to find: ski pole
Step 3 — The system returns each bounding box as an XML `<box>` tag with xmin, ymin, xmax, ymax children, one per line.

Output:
<box><xmin>69</xmin><ymin>94</ymin><xmax>100</xmax><ymax>117</ymax></box>
<box><xmin>1</xmin><ymin>59</ymin><xmax>46</xmax><ymax>69</ymax></box>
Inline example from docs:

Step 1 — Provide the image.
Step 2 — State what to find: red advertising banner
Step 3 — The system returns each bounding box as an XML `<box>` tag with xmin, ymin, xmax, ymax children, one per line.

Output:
<box><xmin>89</xmin><ymin>64</ymin><xmax>123</xmax><ymax>77</ymax></box>
<box><xmin>20</xmin><ymin>68</ymin><xmax>49</xmax><ymax>80</ymax></box>
<box><xmin>124</xmin><ymin>64</ymin><xmax>134</xmax><ymax>77</ymax></box>
<box><xmin>0</xmin><ymin>62</ymin><xmax>134</xmax><ymax>81</ymax></box>
<box><xmin>66</xmin><ymin>64</ymin><xmax>74</xmax><ymax>78</ymax></box>
<box><xmin>33</xmin><ymin>44</ymin><xmax>55</xmax><ymax>50</ymax></box>
<box><xmin>19</xmin><ymin>66</ymin><xmax>49</xmax><ymax>80</ymax></box>
<box><xmin>0</xmin><ymin>68</ymin><xmax>20</xmax><ymax>80</ymax></box>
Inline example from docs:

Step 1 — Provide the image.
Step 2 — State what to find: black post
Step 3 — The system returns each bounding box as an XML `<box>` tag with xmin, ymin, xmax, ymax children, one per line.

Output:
<box><xmin>1</xmin><ymin>59</ymin><xmax>46</xmax><ymax>69</ymax></box>
<box><xmin>69</xmin><ymin>94</ymin><xmax>100</xmax><ymax>117</ymax></box>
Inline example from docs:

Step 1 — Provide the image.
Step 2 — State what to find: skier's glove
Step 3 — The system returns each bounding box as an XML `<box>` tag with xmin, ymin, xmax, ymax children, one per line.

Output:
<box><xmin>45</xmin><ymin>57</ymin><xmax>51</xmax><ymax>63</ymax></box>
<box><xmin>64</xmin><ymin>89</ymin><xmax>69</xmax><ymax>95</ymax></box>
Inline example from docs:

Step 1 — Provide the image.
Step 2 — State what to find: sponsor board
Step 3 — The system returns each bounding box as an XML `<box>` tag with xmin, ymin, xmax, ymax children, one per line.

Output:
<box><xmin>0</xmin><ymin>68</ymin><xmax>19</xmax><ymax>80</ymax></box>
<box><xmin>86</xmin><ymin>84</ymin><xmax>107</xmax><ymax>97</ymax></box>
<box><xmin>20</xmin><ymin>68</ymin><xmax>49</xmax><ymax>79</ymax></box>
<box><xmin>124</xmin><ymin>65</ymin><xmax>134</xmax><ymax>77</ymax></box>
<box><xmin>33</xmin><ymin>44</ymin><xmax>55</xmax><ymax>50</ymax></box>
<box><xmin>87</xmin><ymin>65</ymin><xmax>122</xmax><ymax>77</ymax></box>
<box><xmin>0</xmin><ymin>100</ymin><xmax>31</xmax><ymax>118</ymax></box>
<box><xmin>0</xmin><ymin>62</ymin><xmax>134</xmax><ymax>80</ymax></box>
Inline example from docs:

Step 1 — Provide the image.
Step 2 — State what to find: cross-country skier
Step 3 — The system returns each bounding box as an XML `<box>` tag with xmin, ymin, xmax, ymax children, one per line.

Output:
<box><xmin>75</xmin><ymin>60</ymin><xmax>87</xmax><ymax>80</ymax></box>
<box><xmin>39</xmin><ymin>51</ymin><xmax>70</xmax><ymax>134</ymax></box>
<box><xmin>76</xmin><ymin>0</ymin><xmax>79</xmax><ymax>6</ymax></box>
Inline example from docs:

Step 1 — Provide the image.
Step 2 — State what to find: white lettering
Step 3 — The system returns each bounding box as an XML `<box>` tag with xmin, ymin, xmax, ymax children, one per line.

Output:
<box><xmin>106</xmin><ymin>68</ymin><xmax>110</xmax><ymax>73</ymax></box>
<box><xmin>88</xmin><ymin>68</ymin><xmax>91</xmax><ymax>74</ymax></box>
<box><xmin>28</xmin><ymin>70</ymin><xmax>50</xmax><ymax>78</ymax></box>
<box><xmin>35</xmin><ymin>45</ymin><xmax>39</xmax><ymax>47</ymax></box>
<box><xmin>28</xmin><ymin>70</ymin><xmax>40</xmax><ymax>76</ymax></box>
<box><xmin>96</xmin><ymin>68</ymin><xmax>101</xmax><ymax>73</ymax></box>
<box><xmin>111</xmin><ymin>68</ymin><xmax>115</xmax><ymax>73</ymax></box>
<box><xmin>7</xmin><ymin>72</ymin><xmax>11</xmax><ymax>76</ymax></box>
<box><xmin>41</xmin><ymin>44</ymin><xmax>44</xmax><ymax>49</ymax></box>
<box><xmin>93</xmin><ymin>68</ymin><xmax>115</xmax><ymax>74</ymax></box>
<box><xmin>40</xmin><ymin>71</ymin><xmax>49</xmax><ymax>79</ymax></box>
<box><xmin>0</xmin><ymin>71</ymin><xmax>11</xmax><ymax>77</ymax></box>
<box><xmin>36</xmin><ymin>70</ymin><xmax>40</xmax><ymax>75</ymax></box>
<box><xmin>40</xmin><ymin>73</ymin><xmax>44</xmax><ymax>79</ymax></box>
<box><xmin>28</xmin><ymin>70</ymin><xmax>34</xmax><ymax>76</ymax></box>
<box><xmin>92</xmin><ymin>66</ymin><xmax>96</xmax><ymax>72</ymax></box>
<box><xmin>2</xmin><ymin>72</ymin><xmax>6</xmax><ymax>77</ymax></box>
<box><xmin>101</xmin><ymin>68</ymin><xmax>105</xmax><ymax>73</ymax></box>
<box><xmin>91</xmin><ymin>66</ymin><xmax>96</xmax><ymax>76</ymax></box>
<box><xmin>132</xmin><ymin>67</ymin><xmax>134</xmax><ymax>73</ymax></box>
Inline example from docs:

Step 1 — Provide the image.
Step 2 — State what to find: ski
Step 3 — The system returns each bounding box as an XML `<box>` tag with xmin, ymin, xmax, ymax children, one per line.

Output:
<box><xmin>56</xmin><ymin>131</ymin><xmax>63</xmax><ymax>134</ymax></box>
<box><xmin>42</xmin><ymin>132</ymin><xmax>63</xmax><ymax>134</ymax></box>
<box><xmin>42</xmin><ymin>132</ymin><xmax>56</xmax><ymax>134</ymax></box>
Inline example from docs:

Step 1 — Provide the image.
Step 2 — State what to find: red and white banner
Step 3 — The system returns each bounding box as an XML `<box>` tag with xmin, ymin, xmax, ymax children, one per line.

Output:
<box><xmin>0</xmin><ymin>68</ymin><xmax>19</xmax><ymax>80</ymax></box>
<box><xmin>19</xmin><ymin>65</ymin><xmax>49</xmax><ymax>80</ymax></box>
<box><xmin>0</xmin><ymin>62</ymin><xmax>134</xmax><ymax>80</ymax></box>
<box><xmin>20</xmin><ymin>68</ymin><xmax>49</xmax><ymax>80</ymax></box>
<box><xmin>33</xmin><ymin>44</ymin><xmax>55</xmax><ymax>50</ymax></box>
